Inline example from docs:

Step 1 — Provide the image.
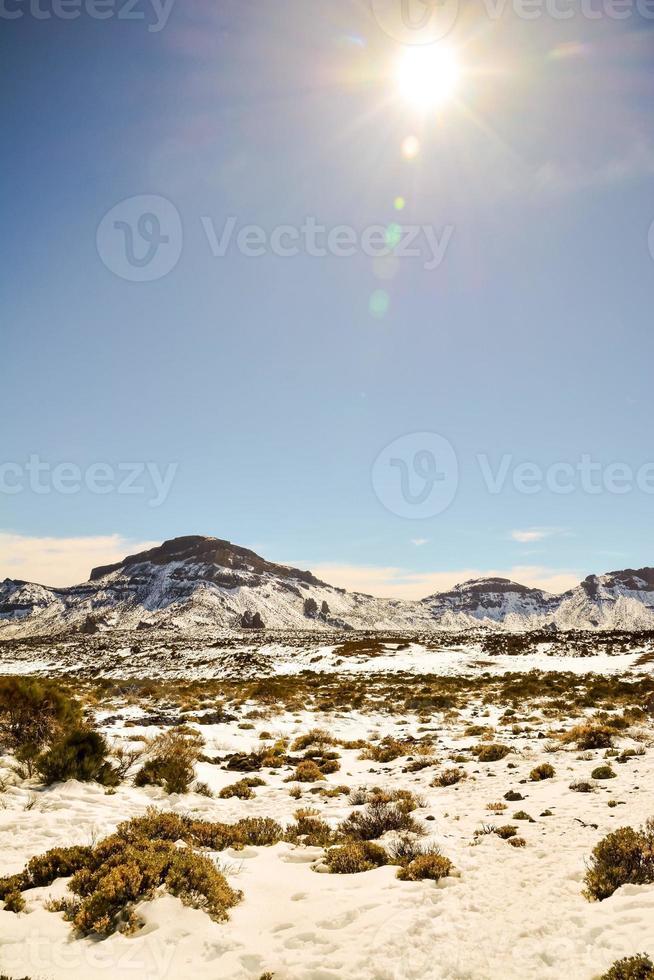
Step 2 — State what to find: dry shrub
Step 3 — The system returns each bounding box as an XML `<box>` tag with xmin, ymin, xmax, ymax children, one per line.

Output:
<box><xmin>134</xmin><ymin>728</ymin><xmax>203</xmax><ymax>794</ymax></box>
<box><xmin>288</xmin><ymin>759</ymin><xmax>325</xmax><ymax>783</ymax></box>
<box><xmin>219</xmin><ymin>777</ymin><xmax>265</xmax><ymax>800</ymax></box>
<box><xmin>599</xmin><ymin>954</ymin><xmax>654</xmax><ymax>980</ymax></box>
<box><xmin>473</xmin><ymin>743</ymin><xmax>511</xmax><ymax>762</ymax></box>
<box><xmin>285</xmin><ymin>808</ymin><xmax>334</xmax><ymax>847</ymax></box>
<box><xmin>396</xmin><ymin>852</ymin><xmax>453</xmax><ymax>882</ymax></box>
<box><xmin>325</xmin><ymin>840</ymin><xmax>388</xmax><ymax>874</ymax></box>
<box><xmin>584</xmin><ymin>820</ymin><xmax>654</xmax><ymax>901</ymax></box>
<box><xmin>339</xmin><ymin>800</ymin><xmax>423</xmax><ymax>841</ymax></box>
<box><xmin>432</xmin><ymin>768</ymin><xmax>466</xmax><ymax>787</ymax></box>
<box><xmin>530</xmin><ymin>763</ymin><xmax>555</xmax><ymax>781</ymax></box>
<box><xmin>563</xmin><ymin>723</ymin><xmax>615</xmax><ymax>750</ymax></box>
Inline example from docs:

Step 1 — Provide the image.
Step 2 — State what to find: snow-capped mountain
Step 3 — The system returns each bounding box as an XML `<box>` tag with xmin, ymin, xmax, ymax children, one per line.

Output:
<box><xmin>420</xmin><ymin>578</ymin><xmax>560</xmax><ymax>626</ymax></box>
<box><xmin>1</xmin><ymin>535</ymin><xmax>654</xmax><ymax>636</ymax></box>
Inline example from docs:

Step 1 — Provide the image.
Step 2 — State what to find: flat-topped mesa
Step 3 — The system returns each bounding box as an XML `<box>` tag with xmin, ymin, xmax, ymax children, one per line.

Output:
<box><xmin>89</xmin><ymin>535</ymin><xmax>324</xmax><ymax>587</ymax></box>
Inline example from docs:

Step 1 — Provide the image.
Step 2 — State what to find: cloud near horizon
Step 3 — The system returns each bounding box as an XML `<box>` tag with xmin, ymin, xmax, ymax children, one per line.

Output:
<box><xmin>0</xmin><ymin>531</ymin><xmax>581</xmax><ymax>599</ymax></box>
<box><xmin>0</xmin><ymin>532</ymin><xmax>159</xmax><ymax>587</ymax></box>
<box><xmin>306</xmin><ymin>563</ymin><xmax>580</xmax><ymax>600</ymax></box>
<box><xmin>511</xmin><ymin>527</ymin><xmax>567</xmax><ymax>544</ymax></box>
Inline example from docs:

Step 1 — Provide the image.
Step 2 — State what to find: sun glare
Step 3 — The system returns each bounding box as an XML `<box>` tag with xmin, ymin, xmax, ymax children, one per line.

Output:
<box><xmin>396</xmin><ymin>45</ymin><xmax>461</xmax><ymax>112</ymax></box>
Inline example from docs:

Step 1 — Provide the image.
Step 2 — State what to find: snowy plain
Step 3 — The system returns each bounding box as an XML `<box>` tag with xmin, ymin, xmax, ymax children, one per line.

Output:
<box><xmin>0</xmin><ymin>638</ymin><xmax>652</xmax><ymax>980</ymax></box>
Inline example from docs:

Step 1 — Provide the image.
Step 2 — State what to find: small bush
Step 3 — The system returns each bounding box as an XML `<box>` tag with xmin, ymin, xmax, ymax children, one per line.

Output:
<box><xmin>592</xmin><ymin>765</ymin><xmax>617</xmax><ymax>780</ymax></box>
<box><xmin>325</xmin><ymin>841</ymin><xmax>388</xmax><ymax>874</ymax></box>
<box><xmin>507</xmin><ymin>836</ymin><xmax>527</xmax><ymax>848</ymax></box>
<box><xmin>359</xmin><ymin>738</ymin><xmax>411</xmax><ymax>763</ymax></box>
<box><xmin>584</xmin><ymin>820</ymin><xmax>654</xmax><ymax>901</ymax></box>
<box><xmin>285</xmin><ymin>808</ymin><xmax>334</xmax><ymax>847</ymax></box>
<box><xmin>218</xmin><ymin>777</ymin><xmax>264</xmax><ymax>800</ymax></box>
<box><xmin>288</xmin><ymin>760</ymin><xmax>325</xmax><ymax>783</ymax></box>
<box><xmin>134</xmin><ymin>729</ymin><xmax>202</xmax><ymax>794</ymax></box>
<box><xmin>563</xmin><ymin>723</ymin><xmax>614</xmax><ymax>750</ymax></box>
<box><xmin>291</xmin><ymin>729</ymin><xmax>335</xmax><ymax>751</ymax></box>
<box><xmin>599</xmin><ymin>954</ymin><xmax>654</xmax><ymax>980</ymax></box>
<box><xmin>530</xmin><ymin>763</ymin><xmax>555</xmax><ymax>781</ymax></box>
<box><xmin>0</xmin><ymin>677</ymin><xmax>80</xmax><ymax>752</ymax></box>
<box><xmin>570</xmin><ymin>780</ymin><xmax>595</xmax><ymax>793</ymax></box>
<box><xmin>432</xmin><ymin>768</ymin><xmax>466</xmax><ymax>787</ymax></box>
<box><xmin>396</xmin><ymin>852</ymin><xmax>453</xmax><ymax>882</ymax></box>
<box><xmin>494</xmin><ymin>825</ymin><xmax>518</xmax><ymax>840</ymax></box>
<box><xmin>473</xmin><ymin>743</ymin><xmax>511</xmax><ymax>762</ymax></box>
<box><xmin>339</xmin><ymin>800</ymin><xmax>423</xmax><ymax>841</ymax></box>
<box><xmin>3</xmin><ymin>890</ymin><xmax>25</xmax><ymax>912</ymax></box>
<box><xmin>36</xmin><ymin>728</ymin><xmax>119</xmax><ymax>787</ymax></box>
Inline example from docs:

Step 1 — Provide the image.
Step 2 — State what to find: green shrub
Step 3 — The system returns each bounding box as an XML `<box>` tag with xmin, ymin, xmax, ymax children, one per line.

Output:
<box><xmin>592</xmin><ymin>765</ymin><xmax>617</xmax><ymax>780</ymax></box>
<box><xmin>599</xmin><ymin>954</ymin><xmax>654</xmax><ymax>980</ymax></box>
<box><xmin>36</xmin><ymin>728</ymin><xmax>118</xmax><ymax>786</ymax></box>
<box><xmin>530</xmin><ymin>763</ymin><xmax>555</xmax><ymax>781</ymax></box>
<box><xmin>0</xmin><ymin>677</ymin><xmax>80</xmax><ymax>752</ymax></box>
<box><xmin>584</xmin><ymin>820</ymin><xmax>654</xmax><ymax>901</ymax></box>
<box><xmin>325</xmin><ymin>841</ymin><xmax>388</xmax><ymax>874</ymax></box>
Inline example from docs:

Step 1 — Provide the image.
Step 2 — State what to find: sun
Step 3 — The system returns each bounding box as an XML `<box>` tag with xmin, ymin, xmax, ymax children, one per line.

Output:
<box><xmin>395</xmin><ymin>44</ymin><xmax>461</xmax><ymax>112</ymax></box>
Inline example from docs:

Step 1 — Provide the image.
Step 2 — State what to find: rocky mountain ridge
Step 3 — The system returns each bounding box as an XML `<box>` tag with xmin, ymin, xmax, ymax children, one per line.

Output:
<box><xmin>1</xmin><ymin>535</ymin><xmax>654</xmax><ymax>636</ymax></box>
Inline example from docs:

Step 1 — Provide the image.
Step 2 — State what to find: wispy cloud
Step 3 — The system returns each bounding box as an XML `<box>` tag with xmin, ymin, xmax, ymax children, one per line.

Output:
<box><xmin>410</xmin><ymin>538</ymin><xmax>429</xmax><ymax>547</ymax></box>
<box><xmin>511</xmin><ymin>527</ymin><xmax>567</xmax><ymax>544</ymax></box>
<box><xmin>0</xmin><ymin>532</ymin><xmax>159</xmax><ymax>587</ymax></box>
<box><xmin>306</xmin><ymin>562</ymin><xmax>579</xmax><ymax>600</ymax></box>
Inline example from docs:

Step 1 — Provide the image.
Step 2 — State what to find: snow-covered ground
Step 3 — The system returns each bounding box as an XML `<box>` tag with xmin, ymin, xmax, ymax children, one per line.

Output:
<box><xmin>0</xmin><ymin>673</ymin><xmax>653</xmax><ymax>980</ymax></box>
<box><xmin>0</xmin><ymin>634</ymin><xmax>651</xmax><ymax>679</ymax></box>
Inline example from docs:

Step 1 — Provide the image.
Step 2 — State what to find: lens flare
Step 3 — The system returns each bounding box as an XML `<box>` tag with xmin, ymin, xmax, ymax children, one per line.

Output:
<box><xmin>396</xmin><ymin>44</ymin><xmax>461</xmax><ymax>112</ymax></box>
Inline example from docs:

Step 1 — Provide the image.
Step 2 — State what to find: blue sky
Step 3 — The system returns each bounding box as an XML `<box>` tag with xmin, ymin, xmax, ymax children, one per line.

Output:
<box><xmin>2</xmin><ymin>1</ymin><xmax>654</xmax><ymax>594</ymax></box>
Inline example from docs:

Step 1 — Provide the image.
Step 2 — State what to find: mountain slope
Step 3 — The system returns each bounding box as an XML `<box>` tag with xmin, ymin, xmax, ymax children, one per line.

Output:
<box><xmin>1</xmin><ymin>536</ymin><xmax>654</xmax><ymax>636</ymax></box>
